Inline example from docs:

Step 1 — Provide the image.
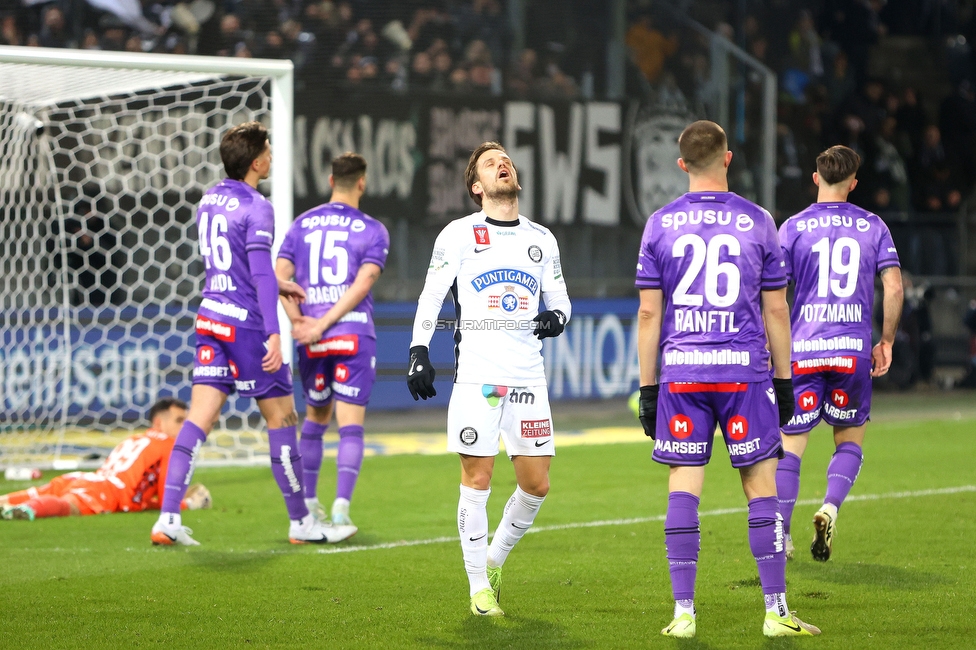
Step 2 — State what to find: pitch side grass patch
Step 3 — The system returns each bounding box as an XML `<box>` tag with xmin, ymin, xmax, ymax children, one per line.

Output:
<box><xmin>1</xmin><ymin>418</ymin><xmax>975</xmax><ymax>648</ymax></box>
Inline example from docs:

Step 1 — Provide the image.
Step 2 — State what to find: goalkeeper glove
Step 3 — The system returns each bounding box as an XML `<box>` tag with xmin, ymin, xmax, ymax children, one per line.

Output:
<box><xmin>638</xmin><ymin>385</ymin><xmax>660</xmax><ymax>439</ymax></box>
<box><xmin>532</xmin><ymin>309</ymin><xmax>567</xmax><ymax>339</ymax></box>
<box><xmin>407</xmin><ymin>345</ymin><xmax>437</xmax><ymax>401</ymax></box>
<box><xmin>772</xmin><ymin>377</ymin><xmax>795</xmax><ymax>427</ymax></box>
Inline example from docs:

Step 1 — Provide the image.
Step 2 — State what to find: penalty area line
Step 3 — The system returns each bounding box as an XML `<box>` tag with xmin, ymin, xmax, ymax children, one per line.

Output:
<box><xmin>313</xmin><ymin>484</ymin><xmax>976</xmax><ymax>555</ymax></box>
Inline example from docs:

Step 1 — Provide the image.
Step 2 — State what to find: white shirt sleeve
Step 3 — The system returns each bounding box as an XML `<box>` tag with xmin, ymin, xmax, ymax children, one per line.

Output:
<box><xmin>540</xmin><ymin>236</ymin><xmax>571</xmax><ymax>321</ymax></box>
<box><xmin>410</xmin><ymin>224</ymin><xmax>461</xmax><ymax>348</ymax></box>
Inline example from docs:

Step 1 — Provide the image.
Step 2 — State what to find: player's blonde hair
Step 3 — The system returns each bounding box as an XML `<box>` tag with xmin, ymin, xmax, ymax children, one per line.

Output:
<box><xmin>465</xmin><ymin>142</ymin><xmax>517</xmax><ymax>207</ymax></box>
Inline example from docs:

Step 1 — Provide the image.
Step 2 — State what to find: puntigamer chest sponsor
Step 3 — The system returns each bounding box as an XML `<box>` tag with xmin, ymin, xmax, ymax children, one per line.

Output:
<box><xmin>470</xmin><ymin>269</ymin><xmax>539</xmax><ymax>294</ymax></box>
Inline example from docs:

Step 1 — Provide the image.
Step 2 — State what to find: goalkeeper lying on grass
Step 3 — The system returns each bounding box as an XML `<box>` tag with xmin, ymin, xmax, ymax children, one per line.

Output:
<box><xmin>1</xmin><ymin>398</ymin><xmax>211</xmax><ymax>520</ymax></box>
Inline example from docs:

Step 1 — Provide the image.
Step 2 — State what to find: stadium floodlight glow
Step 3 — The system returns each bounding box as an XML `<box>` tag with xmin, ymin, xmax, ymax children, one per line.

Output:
<box><xmin>0</xmin><ymin>45</ymin><xmax>294</xmax><ymax>469</ymax></box>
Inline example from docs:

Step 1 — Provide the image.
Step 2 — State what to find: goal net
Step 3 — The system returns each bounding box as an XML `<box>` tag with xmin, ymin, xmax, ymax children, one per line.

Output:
<box><xmin>0</xmin><ymin>47</ymin><xmax>293</xmax><ymax>469</ymax></box>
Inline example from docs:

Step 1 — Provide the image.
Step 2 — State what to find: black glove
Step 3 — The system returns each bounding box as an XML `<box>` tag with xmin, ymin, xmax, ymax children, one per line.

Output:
<box><xmin>532</xmin><ymin>309</ymin><xmax>567</xmax><ymax>339</ymax></box>
<box><xmin>772</xmin><ymin>377</ymin><xmax>795</xmax><ymax>427</ymax></box>
<box><xmin>638</xmin><ymin>384</ymin><xmax>660</xmax><ymax>439</ymax></box>
<box><xmin>407</xmin><ymin>345</ymin><xmax>437</xmax><ymax>401</ymax></box>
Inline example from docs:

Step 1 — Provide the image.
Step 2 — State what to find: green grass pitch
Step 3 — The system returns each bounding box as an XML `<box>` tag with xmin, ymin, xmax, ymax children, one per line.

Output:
<box><xmin>2</xmin><ymin>410</ymin><xmax>975</xmax><ymax>648</ymax></box>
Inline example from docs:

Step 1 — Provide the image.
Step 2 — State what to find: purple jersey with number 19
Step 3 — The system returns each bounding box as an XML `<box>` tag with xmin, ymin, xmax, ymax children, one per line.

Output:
<box><xmin>779</xmin><ymin>202</ymin><xmax>900</xmax><ymax>361</ymax></box>
<box><xmin>195</xmin><ymin>179</ymin><xmax>275</xmax><ymax>333</ymax></box>
<box><xmin>635</xmin><ymin>192</ymin><xmax>787</xmax><ymax>383</ymax></box>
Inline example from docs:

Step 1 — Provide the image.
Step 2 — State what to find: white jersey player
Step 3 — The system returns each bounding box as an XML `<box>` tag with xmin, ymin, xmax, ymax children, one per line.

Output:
<box><xmin>407</xmin><ymin>142</ymin><xmax>571</xmax><ymax>617</ymax></box>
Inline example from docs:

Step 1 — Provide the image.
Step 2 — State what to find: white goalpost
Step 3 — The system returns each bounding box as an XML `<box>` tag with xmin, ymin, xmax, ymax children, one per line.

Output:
<box><xmin>0</xmin><ymin>46</ymin><xmax>293</xmax><ymax>469</ymax></box>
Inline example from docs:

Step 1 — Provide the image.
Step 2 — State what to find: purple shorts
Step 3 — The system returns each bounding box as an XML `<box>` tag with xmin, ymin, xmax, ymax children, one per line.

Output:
<box><xmin>192</xmin><ymin>316</ymin><xmax>292</xmax><ymax>399</ymax></box>
<box><xmin>783</xmin><ymin>356</ymin><xmax>872</xmax><ymax>434</ymax></box>
<box><xmin>653</xmin><ymin>380</ymin><xmax>783</xmax><ymax>468</ymax></box>
<box><xmin>297</xmin><ymin>334</ymin><xmax>376</xmax><ymax>407</ymax></box>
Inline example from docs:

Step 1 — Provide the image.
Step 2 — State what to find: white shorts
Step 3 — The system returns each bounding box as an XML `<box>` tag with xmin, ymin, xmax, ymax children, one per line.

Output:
<box><xmin>446</xmin><ymin>383</ymin><xmax>554</xmax><ymax>458</ymax></box>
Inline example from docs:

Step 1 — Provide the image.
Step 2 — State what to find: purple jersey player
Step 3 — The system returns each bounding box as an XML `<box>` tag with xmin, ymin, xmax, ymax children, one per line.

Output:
<box><xmin>775</xmin><ymin>145</ymin><xmax>903</xmax><ymax>563</ymax></box>
<box><xmin>635</xmin><ymin>121</ymin><xmax>819</xmax><ymax>638</ymax></box>
<box><xmin>150</xmin><ymin>121</ymin><xmax>356</xmax><ymax>547</ymax></box>
<box><xmin>276</xmin><ymin>152</ymin><xmax>389</xmax><ymax>530</ymax></box>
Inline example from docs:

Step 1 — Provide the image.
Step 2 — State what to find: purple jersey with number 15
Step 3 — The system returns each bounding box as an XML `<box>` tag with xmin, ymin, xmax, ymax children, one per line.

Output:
<box><xmin>779</xmin><ymin>202</ymin><xmax>900</xmax><ymax>361</ymax></box>
<box><xmin>277</xmin><ymin>202</ymin><xmax>390</xmax><ymax>338</ymax></box>
<box><xmin>635</xmin><ymin>192</ymin><xmax>787</xmax><ymax>383</ymax></box>
<box><xmin>196</xmin><ymin>179</ymin><xmax>275</xmax><ymax>333</ymax></box>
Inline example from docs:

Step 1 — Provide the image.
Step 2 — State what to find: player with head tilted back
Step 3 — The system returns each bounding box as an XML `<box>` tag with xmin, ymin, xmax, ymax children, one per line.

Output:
<box><xmin>776</xmin><ymin>145</ymin><xmax>903</xmax><ymax>562</ymax></box>
<box><xmin>150</xmin><ymin>121</ymin><xmax>356</xmax><ymax>546</ymax></box>
<box><xmin>635</xmin><ymin>121</ymin><xmax>820</xmax><ymax>638</ymax></box>
<box><xmin>275</xmin><ymin>152</ymin><xmax>389</xmax><ymax>532</ymax></box>
<box><xmin>407</xmin><ymin>142</ymin><xmax>571</xmax><ymax>617</ymax></box>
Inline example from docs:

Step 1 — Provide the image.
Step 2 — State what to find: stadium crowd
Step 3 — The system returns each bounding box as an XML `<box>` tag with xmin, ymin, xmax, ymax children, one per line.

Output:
<box><xmin>0</xmin><ymin>0</ymin><xmax>588</xmax><ymax>99</ymax></box>
<box><xmin>629</xmin><ymin>0</ymin><xmax>976</xmax><ymax>276</ymax></box>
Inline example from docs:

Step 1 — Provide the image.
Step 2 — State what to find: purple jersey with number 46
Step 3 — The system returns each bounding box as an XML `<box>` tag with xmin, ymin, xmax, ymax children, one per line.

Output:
<box><xmin>196</xmin><ymin>179</ymin><xmax>275</xmax><ymax>333</ymax></box>
<box><xmin>779</xmin><ymin>202</ymin><xmax>899</xmax><ymax>361</ymax></box>
<box><xmin>277</xmin><ymin>202</ymin><xmax>390</xmax><ymax>338</ymax></box>
<box><xmin>635</xmin><ymin>192</ymin><xmax>787</xmax><ymax>383</ymax></box>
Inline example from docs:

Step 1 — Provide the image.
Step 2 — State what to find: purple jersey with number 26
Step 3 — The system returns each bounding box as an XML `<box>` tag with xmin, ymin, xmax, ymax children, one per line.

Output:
<box><xmin>277</xmin><ymin>202</ymin><xmax>390</xmax><ymax>338</ymax></box>
<box><xmin>779</xmin><ymin>202</ymin><xmax>899</xmax><ymax>360</ymax></box>
<box><xmin>635</xmin><ymin>192</ymin><xmax>787</xmax><ymax>383</ymax></box>
<box><xmin>196</xmin><ymin>179</ymin><xmax>275</xmax><ymax>333</ymax></box>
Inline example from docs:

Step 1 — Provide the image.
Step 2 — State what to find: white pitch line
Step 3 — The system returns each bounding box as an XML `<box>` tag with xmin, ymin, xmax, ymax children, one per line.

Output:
<box><xmin>314</xmin><ymin>484</ymin><xmax>976</xmax><ymax>556</ymax></box>
<box><xmin>32</xmin><ymin>484</ymin><xmax>965</xmax><ymax>556</ymax></box>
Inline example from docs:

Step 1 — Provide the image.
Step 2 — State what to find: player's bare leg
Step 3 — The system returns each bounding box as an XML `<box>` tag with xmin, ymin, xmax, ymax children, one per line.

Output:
<box><xmin>332</xmin><ymin>401</ymin><xmax>366</xmax><ymax>526</ymax></box>
<box><xmin>485</xmin><ymin>456</ymin><xmax>551</xmax><ymax>605</ymax></box>
<box><xmin>301</xmin><ymin>402</ymin><xmax>334</xmax><ymax>520</ymax></box>
<box><xmin>659</xmin><ymin>466</ymin><xmax>703</xmax><ymax>637</ymax></box>
<box><xmin>740</xmin><ymin>459</ymin><xmax>820</xmax><ymax>636</ymax></box>
<box><xmin>777</xmin><ymin>431</ymin><xmax>810</xmax><ymax>559</ymax></box>
<box><xmin>459</xmin><ymin>454</ymin><xmax>502</xmax><ymax>616</ymax></box>
<box><xmin>152</xmin><ymin>384</ymin><xmax>226</xmax><ymax>546</ymax></box>
<box><xmin>812</xmin><ymin>423</ymin><xmax>866</xmax><ymax>562</ymax></box>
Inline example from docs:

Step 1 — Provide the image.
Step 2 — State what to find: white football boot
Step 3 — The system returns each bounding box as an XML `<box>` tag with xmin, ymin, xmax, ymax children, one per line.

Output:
<box><xmin>289</xmin><ymin>514</ymin><xmax>357</xmax><ymax>544</ymax></box>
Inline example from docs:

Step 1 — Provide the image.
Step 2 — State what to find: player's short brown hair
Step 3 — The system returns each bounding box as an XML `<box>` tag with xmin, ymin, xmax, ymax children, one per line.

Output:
<box><xmin>465</xmin><ymin>141</ymin><xmax>515</xmax><ymax>207</ymax></box>
<box><xmin>816</xmin><ymin>145</ymin><xmax>861</xmax><ymax>185</ymax></box>
<box><xmin>220</xmin><ymin>121</ymin><xmax>269</xmax><ymax>181</ymax></box>
<box><xmin>678</xmin><ymin>120</ymin><xmax>728</xmax><ymax>172</ymax></box>
<box><xmin>331</xmin><ymin>152</ymin><xmax>368</xmax><ymax>190</ymax></box>
<box><xmin>148</xmin><ymin>397</ymin><xmax>187</xmax><ymax>423</ymax></box>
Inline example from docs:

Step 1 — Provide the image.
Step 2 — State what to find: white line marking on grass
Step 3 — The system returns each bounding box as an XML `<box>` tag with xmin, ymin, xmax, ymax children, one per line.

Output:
<box><xmin>314</xmin><ymin>484</ymin><xmax>976</xmax><ymax>555</ymax></box>
<box><xmin>57</xmin><ymin>485</ymin><xmax>968</xmax><ymax>556</ymax></box>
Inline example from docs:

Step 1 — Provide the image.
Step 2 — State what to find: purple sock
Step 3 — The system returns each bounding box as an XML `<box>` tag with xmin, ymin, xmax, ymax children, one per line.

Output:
<box><xmin>161</xmin><ymin>421</ymin><xmax>207</xmax><ymax>514</ymax></box>
<box><xmin>335</xmin><ymin>425</ymin><xmax>365</xmax><ymax>502</ymax></box>
<box><xmin>299</xmin><ymin>420</ymin><xmax>328</xmax><ymax>499</ymax></box>
<box><xmin>665</xmin><ymin>491</ymin><xmax>701</xmax><ymax>601</ymax></box>
<box><xmin>268</xmin><ymin>426</ymin><xmax>309</xmax><ymax>521</ymax></box>
<box><xmin>775</xmin><ymin>452</ymin><xmax>802</xmax><ymax>535</ymax></box>
<box><xmin>825</xmin><ymin>441</ymin><xmax>863</xmax><ymax>509</ymax></box>
<box><xmin>748</xmin><ymin>497</ymin><xmax>787</xmax><ymax>595</ymax></box>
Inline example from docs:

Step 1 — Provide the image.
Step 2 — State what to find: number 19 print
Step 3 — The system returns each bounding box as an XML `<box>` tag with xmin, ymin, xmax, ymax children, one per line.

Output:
<box><xmin>779</xmin><ymin>203</ymin><xmax>900</xmax><ymax>361</ymax></box>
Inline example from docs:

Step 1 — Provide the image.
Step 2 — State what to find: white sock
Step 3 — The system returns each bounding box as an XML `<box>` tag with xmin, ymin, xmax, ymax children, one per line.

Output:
<box><xmin>458</xmin><ymin>484</ymin><xmax>491</xmax><ymax>596</ymax></box>
<box><xmin>819</xmin><ymin>502</ymin><xmax>838</xmax><ymax>521</ymax></box>
<box><xmin>159</xmin><ymin>512</ymin><xmax>181</xmax><ymax>528</ymax></box>
<box><xmin>305</xmin><ymin>497</ymin><xmax>321</xmax><ymax>510</ymax></box>
<box><xmin>487</xmin><ymin>486</ymin><xmax>546</xmax><ymax>568</ymax></box>
<box><xmin>332</xmin><ymin>498</ymin><xmax>350</xmax><ymax>517</ymax></box>
<box><xmin>764</xmin><ymin>592</ymin><xmax>789</xmax><ymax>617</ymax></box>
<box><xmin>674</xmin><ymin>599</ymin><xmax>695</xmax><ymax>618</ymax></box>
